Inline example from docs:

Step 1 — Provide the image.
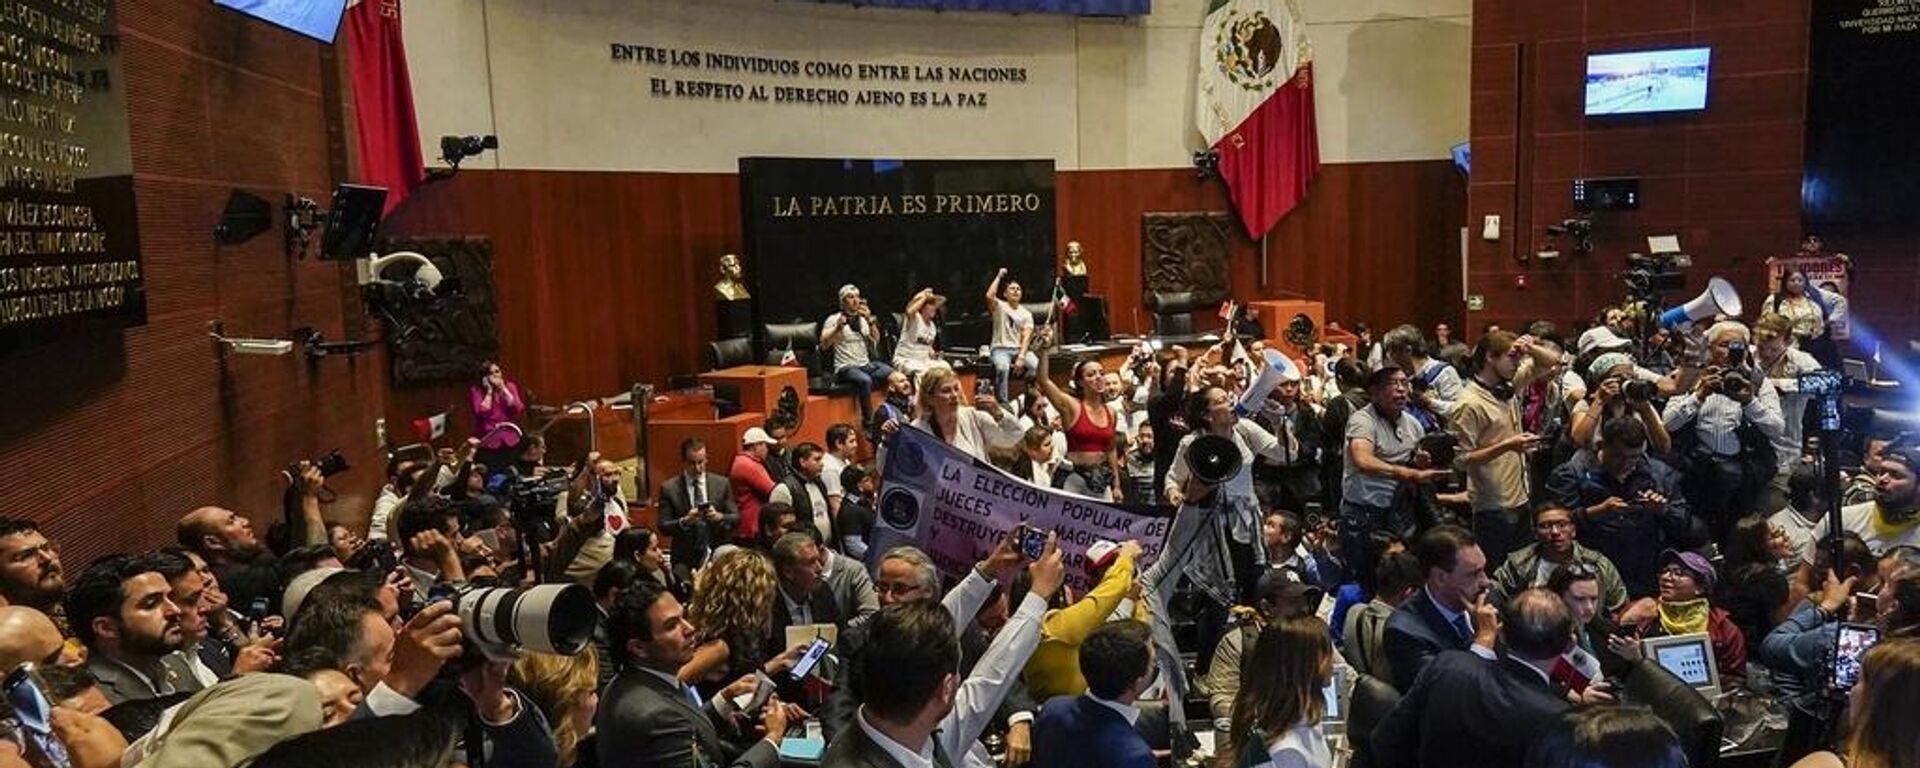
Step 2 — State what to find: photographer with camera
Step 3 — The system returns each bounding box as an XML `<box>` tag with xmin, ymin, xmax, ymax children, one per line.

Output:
<box><xmin>179</xmin><ymin>461</ymin><xmax>331</xmax><ymax>615</ymax></box>
<box><xmin>1568</xmin><ymin>353</ymin><xmax>1673</xmax><ymax>458</ymax></box>
<box><xmin>821</xmin><ymin>283</ymin><xmax>894</xmax><ymax>428</ymax></box>
<box><xmin>545</xmin><ymin>455</ymin><xmax>625</xmax><ymax>585</ymax></box>
<box><xmin>1662</xmin><ymin>321</ymin><xmax>1785</xmax><ymax>543</ymax></box>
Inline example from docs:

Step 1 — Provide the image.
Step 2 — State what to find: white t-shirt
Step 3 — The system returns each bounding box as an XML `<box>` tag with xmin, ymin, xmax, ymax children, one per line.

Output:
<box><xmin>821</xmin><ymin>312</ymin><xmax>874</xmax><ymax>370</ymax></box>
<box><xmin>1765</xmin><ymin>348</ymin><xmax>1824</xmax><ymax>468</ymax></box>
<box><xmin>1840</xmin><ymin>501</ymin><xmax>1920</xmax><ymax>554</ymax></box>
<box><xmin>822</xmin><ymin>452</ymin><xmax>849</xmax><ymax>499</ymax></box>
<box><xmin>893</xmin><ymin>313</ymin><xmax>938</xmax><ymax>370</ymax></box>
<box><xmin>1342</xmin><ymin>406</ymin><xmax>1424</xmax><ymax>508</ymax></box>
<box><xmin>1263</xmin><ymin>720</ymin><xmax>1334</xmax><ymax>768</ymax></box>
<box><xmin>1769</xmin><ymin>505</ymin><xmax>1824</xmax><ymax>565</ymax></box>
<box><xmin>991</xmin><ymin>301</ymin><xmax>1033</xmax><ymax>349</ymax></box>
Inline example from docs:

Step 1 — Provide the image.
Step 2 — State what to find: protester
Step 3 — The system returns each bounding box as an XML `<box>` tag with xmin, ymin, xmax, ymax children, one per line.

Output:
<box><xmin>1616</xmin><ymin>549</ymin><xmax>1748</xmax><ymax>688</ymax></box>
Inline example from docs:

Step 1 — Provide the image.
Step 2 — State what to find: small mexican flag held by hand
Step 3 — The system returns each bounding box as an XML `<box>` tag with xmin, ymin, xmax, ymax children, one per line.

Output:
<box><xmin>1195</xmin><ymin>0</ymin><xmax>1320</xmax><ymax>239</ymax></box>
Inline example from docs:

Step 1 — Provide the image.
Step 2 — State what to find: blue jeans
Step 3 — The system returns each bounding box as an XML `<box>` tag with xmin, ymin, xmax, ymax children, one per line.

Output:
<box><xmin>836</xmin><ymin>361</ymin><xmax>893</xmax><ymax>424</ymax></box>
<box><xmin>988</xmin><ymin>347</ymin><xmax>1037</xmax><ymax>404</ymax></box>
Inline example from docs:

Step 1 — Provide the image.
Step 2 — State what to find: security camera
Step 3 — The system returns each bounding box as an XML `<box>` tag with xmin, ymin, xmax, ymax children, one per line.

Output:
<box><xmin>438</xmin><ymin>134</ymin><xmax>498</xmax><ymax>170</ymax></box>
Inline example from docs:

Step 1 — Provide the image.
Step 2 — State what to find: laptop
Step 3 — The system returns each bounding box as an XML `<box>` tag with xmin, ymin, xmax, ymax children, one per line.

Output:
<box><xmin>1643</xmin><ymin>632</ymin><xmax>1721</xmax><ymax>700</ymax></box>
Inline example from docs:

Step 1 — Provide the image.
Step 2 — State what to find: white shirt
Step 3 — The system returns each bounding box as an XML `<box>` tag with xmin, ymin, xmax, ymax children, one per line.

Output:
<box><xmin>1841</xmin><ymin>501</ymin><xmax>1920</xmax><ymax>554</ymax></box>
<box><xmin>1166</xmin><ymin>420</ymin><xmax>1286</xmax><ymax>502</ymax></box>
<box><xmin>822</xmin><ymin>453</ymin><xmax>849</xmax><ymax>499</ymax></box>
<box><xmin>990</xmin><ymin>301</ymin><xmax>1033</xmax><ymax>350</ymax></box>
<box><xmin>1088</xmin><ymin>694</ymin><xmax>1142</xmax><ymax>726</ymax></box>
<box><xmin>1661</xmin><ymin>376</ymin><xmax>1786</xmax><ymax>457</ymax></box>
<box><xmin>936</xmin><ymin>569</ymin><xmax>1050</xmax><ymax>767</ymax></box>
<box><xmin>1415</xmin><ymin>358</ymin><xmax>1465</xmax><ymax>417</ymax></box>
<box><xmin>855</xmin><ymin>707</ymin><xmax>937</xmax><ymax>768</ymax></box>
<box><xmin>1764</xmin><ymin>348</ymin><xmax>1824</xmax><ymax>468</ymax></box>
<box><xmin>768</xmin><ymin>481</ymin><xmax>831</xmax><ymax>541</ymax></box>
<box><xmin>1769</xmin><ymin>505</ymin><xmax>1825</xmax><ymax>564</ymax></box>
<box><xmin>368</xmin><ymin>486</ymin><xmax>402</xmax><ymax>540</ymax></box>
<box><xmin>914</xmin><ymin>408</ymin><xmax>1026</xmax><ymax>461</ymax></box>
<box><xmin>1264</xmin><ymin>720</ymin><xmax>1334</xmax><ymax>768</ymax></box>
<box><xmin>822</xmin><ymin>312</ymin><xmax>875</xmax><ymax>371</ymax></box>
<box><xmin>894</xmin><ymin>313</ymin><xmax>939</xmax><ymax>370</ymax></box>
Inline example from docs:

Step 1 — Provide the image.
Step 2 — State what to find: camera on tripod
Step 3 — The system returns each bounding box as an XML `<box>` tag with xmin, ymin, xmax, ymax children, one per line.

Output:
<box><xmin>1621</xmin><ymin>252</ymin><xmax>1691</xmax><ymax>301</ymax></box>
<box><xmin>499</xmin><ymin>468</ymin><xmax>573</xmax><ymax>545</ymax></box>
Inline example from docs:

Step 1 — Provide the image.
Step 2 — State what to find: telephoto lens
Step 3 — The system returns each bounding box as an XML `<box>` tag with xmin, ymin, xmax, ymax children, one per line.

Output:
<box><xmin>453</xmin><ymin>583</ymin><xmax>598</xmax><ymax>657</ymax></box>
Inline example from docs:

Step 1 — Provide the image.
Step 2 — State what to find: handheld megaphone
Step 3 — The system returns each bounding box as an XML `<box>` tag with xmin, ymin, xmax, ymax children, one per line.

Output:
<box><xmin>1185</xmin><ymin>434</ymin><xmax>1243</xmax><ymax>486</ymax></box>
<box><xmin>1659</xmin><ymin>277</ymin><xmax>1742</xmax><ymax>330</ymax></box>
<box><xmin>1236</xmin><ymin>349</ymin><xmax>1302</xmax><ymax>415</ymax></box>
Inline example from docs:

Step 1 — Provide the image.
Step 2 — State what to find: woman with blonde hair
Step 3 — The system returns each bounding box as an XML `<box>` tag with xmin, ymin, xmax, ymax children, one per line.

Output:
<box><xmin>913</xmin><ymin>363</ymin><xmax>1025</xmax><ymax>461</ymax></box>
<box><xmin>680</xmin><ymin>547</ymin><xmax>778</xmax><ymax>696</ymax></box>
<box><xmin>1222</xmin><ymin>615</ymin><xmax>1336</xmax><ymax>768</ymax></box>
<box><xmin>509</xmin><ymin>647</ymin><xmax>600</xmax><ymax>768</ymax></box>
<box><xmin>1793</xmin><ymin>638</ymin><xmax>1920</xmax><ymax>768</ymax></box>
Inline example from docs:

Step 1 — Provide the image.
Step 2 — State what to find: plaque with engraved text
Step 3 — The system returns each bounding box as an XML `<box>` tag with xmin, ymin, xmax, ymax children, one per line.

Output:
<box><xmin>0</xmin><ymin>0</ymin><xmax>144</xmax><ymax>352</ymax></box>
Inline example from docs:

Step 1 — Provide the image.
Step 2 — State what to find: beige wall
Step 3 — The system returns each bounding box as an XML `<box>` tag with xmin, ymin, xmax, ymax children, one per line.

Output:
<box><xmin>401</xmin><ymin>0</ymin><xmax>1468</xmax><ymax>171</ymax></box>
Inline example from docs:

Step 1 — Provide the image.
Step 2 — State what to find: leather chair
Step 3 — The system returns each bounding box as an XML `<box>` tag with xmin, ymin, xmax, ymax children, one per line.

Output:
<box><xmin>1147</xmin><ymin>291</ymin><xmax>1200</xmax><ymax>336</ymax></box>
<box><xmin>707</xmin><ymin>337</ymin><xmax>754</xmax><ymax>371</ymax></box>
<box><xmin>1345</xmin><ymin>672</ymin><xmax>1403</xmax><ymax>768</ymax></box>
<box><xmin>1619</xmin><ymin>658</ymin><xmax>1723</xmax><ymax>768</ymax></box>
<box><xmin>1020</xmin><ymin>301</ymin><xmax>1055</xmax><ymax>329</ymax></box>
<box><xmin>761</xmin><ymin>321</ymin><xmax>854</xmax><ymax>395</ymax></box>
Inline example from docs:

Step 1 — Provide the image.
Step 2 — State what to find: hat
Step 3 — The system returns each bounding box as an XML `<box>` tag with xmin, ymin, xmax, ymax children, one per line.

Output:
<box><xmin>1257</xmin><ymin>566</ymin><xmax>1325</xmax><ymax>612</ymax></box>
<box><xmin>1660</xmin><ymin>549</ymin><xmax>1717</xmax><ymax>593</ymax></box>
<box><xmin>1085</xmin><ymin>540</ymin><xmax>1122</xmax><ymax>572</ymax></box>
<box><xmin>837</xmin><ymin>284</ymin><xmax>860</xmax><ymax>300</ymax></box>
<box><xmin>1577</xmin><ymin>326</ymin><xmax>1632</xmax><ymax>357</ymax></box>
<box><xmin>1588</xmin><ymin>352</ymin><xmax>1635</xmax><ymax>380</ymax></box>
<box><xmin>742</xmin><ymin>427</ymin><xmax>777</xmax><ymax>447</ymax></box>
<box><xmin>282</xmin><ymin>566</ymin><xmax>347</xmax><ymax>619</ymax></box>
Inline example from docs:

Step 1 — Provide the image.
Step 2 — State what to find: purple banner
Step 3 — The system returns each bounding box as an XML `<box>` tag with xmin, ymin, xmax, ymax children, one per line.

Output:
<box><xmin>870</xmin><ymin>426</ymin><xmax>1170</xmax><ymax>592</ymax></box>
<box><xmin>812</xmin><ymin>0</ymin><xmax>1148</xmax><ymax>15</ymax></box>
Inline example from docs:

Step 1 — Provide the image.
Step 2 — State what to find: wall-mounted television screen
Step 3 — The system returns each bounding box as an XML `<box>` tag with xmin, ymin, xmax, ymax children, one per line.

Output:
<box><xmin>1584</xmin><ymin>47</ymin><xmax>1711</xmax><ymax>116</ymax></box>
<box><xmin>213</xmin><ymin>0</ymin><xmax>349</xmax><ymax>43</ymax></box>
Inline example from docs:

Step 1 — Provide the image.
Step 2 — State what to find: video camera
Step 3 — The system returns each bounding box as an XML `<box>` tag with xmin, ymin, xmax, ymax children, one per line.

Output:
<box><xmin>1621</xmin><ymin>252</ymin><xmax>1690</xmax><ymax>301</ymax></box>
<box><xmin>496</xmin><ymin>468</ymin><xmax>572</xmax><ymax>545</ymax></box>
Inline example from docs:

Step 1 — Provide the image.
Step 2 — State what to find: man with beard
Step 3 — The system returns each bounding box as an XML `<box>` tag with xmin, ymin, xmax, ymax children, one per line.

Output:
<box><xmin>0</xmin><ymin>519</ymin><xmax>68</xmax><ymax>631</ymax></box>
<box><xmin>1841</xmin><ymin>446</ymin><xmax>1920</xmax><ymax>553</ymax></box>
<box><xmin>65</xmin><ymin>554</ymin><xmax>202</xmax><ymax>705</ymax></box>
<box><xmin>178</xmin><ymin>465</ymin><xmax>330</xmax><ymax>611</ymax></box>
<box><xmin>151</xmin><ymin>552</ymin><xmax>279</xmax><ymax>684</ymax></box>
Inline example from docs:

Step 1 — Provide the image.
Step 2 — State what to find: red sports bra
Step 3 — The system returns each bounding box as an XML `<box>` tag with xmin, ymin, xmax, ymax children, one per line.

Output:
<box><xmin>1063</xmin><ymin>403</ymin><xmax>1117</xmax><ymax>454</ymax></box>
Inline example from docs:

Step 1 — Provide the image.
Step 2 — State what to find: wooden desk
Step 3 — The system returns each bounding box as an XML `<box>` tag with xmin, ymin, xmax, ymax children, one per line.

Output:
<box><xmin>698</xmin><ymin>365</ymin><xmax>809</xmax><ymax>417</ymax></box>
<box><xmin>645</xmin><ymin>411</ymin><xmax>766</xmax><ymax>505</ymax></box>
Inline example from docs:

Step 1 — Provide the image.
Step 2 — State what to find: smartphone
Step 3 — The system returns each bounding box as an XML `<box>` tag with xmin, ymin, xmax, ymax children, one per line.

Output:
<box><xmin>739</xmin><ymin>671</ymin><xmax>776</xmax><ymax>713</ymax></box>
<box><xmin>4</xmin><ymin>664</ymin><xmax>71</xmax><ymax>768</ymax></box>
<box><xmin>1303</xmin><ymin>501</ymin><xmax>1325</xmax><ymax>531</ymax></box>
<box><xmin>1014</xmin><ymin>524</ymin><xmax>1049</xmax><ymax>560</ymax></box>
<box><xmin>1856</xmin><ymin>593</ymin><xmax>1879</xmax><ymax>618</ymax></box>
<box><xmin>789</xmin><ymin>637</ymin><xmax>831</xmax><ymax>682</ymax></box>
<box><xmin>1834</xmin><ymin>623</ymin><xmax>1881</xmax><ymax>691</ymax></box>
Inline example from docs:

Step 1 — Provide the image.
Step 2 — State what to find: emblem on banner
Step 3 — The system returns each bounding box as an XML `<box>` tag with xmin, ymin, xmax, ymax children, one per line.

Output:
<box><xmin>880</xmin><ymin>489</ymin><xmax>922</xmax><ymax>531</ymax></box>
<box><xmin>1214</xmin><ymin>9</ymin><xmax>1284</xmax><ymax>90</ymax></box>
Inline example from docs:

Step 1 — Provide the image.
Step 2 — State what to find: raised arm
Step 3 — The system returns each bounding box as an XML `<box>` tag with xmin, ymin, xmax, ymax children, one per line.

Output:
<box><xmin>1033</xmin><ymin>342</ymin><xmax>1079</xmax><ymax>420</ymax></box>
<box><xmin>985</xmin><ymin>268</ymin><xmax>1006</xmax><ymax>307</ymax></box>
<box><xmin>906</xmin><ymin>287</ymin><xmax>934</xmax><ymax>316</ymax></box>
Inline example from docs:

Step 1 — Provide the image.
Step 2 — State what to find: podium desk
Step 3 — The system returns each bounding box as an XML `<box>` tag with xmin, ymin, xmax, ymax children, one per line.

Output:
<box><xmin>645</xmin><ymin>410</ymin><xmax>766</xmax><ymax>507</ymax></box>
<box><xmin>699</xmin><ymin>365</ymin><xmax>809</xmax><ymax>417</ymax></box>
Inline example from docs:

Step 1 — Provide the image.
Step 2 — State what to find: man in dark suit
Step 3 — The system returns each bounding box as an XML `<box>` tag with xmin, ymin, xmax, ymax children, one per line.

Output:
<box><xmin>770</xmin><ymin>532</ymin><xmax>843</xmax><ymax>651</ymax></box>
<box><xmin>1030</xmin><ymin>621</ymin><xmax>1157</xmax><ymax>768</ymax></box>
<box><xmin>1372</xmin><ymin>588</ymin><xmax>1595</xmax><ymax>768</ymax></box>
<box><xmin>1382</xmin><ymin>524</ymin><xmax>1495</xmax><ymax>690</ymax></box>
<box><xmin>657</xmin><ymin>437</ymin><xmax>740</xmax><ymax>585</ymax></box>
<box><xmin>598</xmin><ymin>580</ymin><xmax>795</xmax><ymax>768</ymax></box>
<box><xmin>822</xmin><ymin>600</ymin><xmax>964</xmax><ymax>768</ymax></box>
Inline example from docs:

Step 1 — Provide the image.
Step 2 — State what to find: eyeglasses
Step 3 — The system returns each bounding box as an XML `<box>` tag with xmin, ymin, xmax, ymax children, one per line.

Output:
<box><xmin>873</xmin><ymin>582</ymin><xmax>921</xmax><ymax>597</ymax></box>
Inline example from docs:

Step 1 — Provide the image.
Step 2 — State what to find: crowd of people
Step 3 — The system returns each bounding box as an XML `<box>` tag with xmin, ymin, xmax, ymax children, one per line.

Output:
<box><xmin>0</xmin><ymin>260</ymin><xmax>1913</xmax><ymax>768</ymax></box>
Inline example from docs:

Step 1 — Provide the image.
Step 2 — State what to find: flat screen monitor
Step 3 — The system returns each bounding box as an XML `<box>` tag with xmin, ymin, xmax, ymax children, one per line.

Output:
<box><xmin>1645</xmin><ymin>633</ymin><xmax>1720</xmax><ymax>692</ymax></box>
<box><xmin>213</xmin><ymin>0</ymin><xmax>350</xmax><ymax>43</ymax></box>
<box><xmin>1584</xmin><ymin>47</ymin><xmax>1711</xmax><ymax>116</ymax></box>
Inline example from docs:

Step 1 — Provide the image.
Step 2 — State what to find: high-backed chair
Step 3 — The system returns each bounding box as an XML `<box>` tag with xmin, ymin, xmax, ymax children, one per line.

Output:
<box><xmin>1020</xmin><ymin>301</ymin><xmax>1055</xmax><ymax>330</ymax></box>
<box><xmin>707</xmin><ymin>337</ymin><xmax>754</xmax><ymax>371</ymax></box>
<box><xmin>1147</xmin><ymin>291</ymin><xmax>1201</xmax><ymax>336</ymax></box>
<box><xmin>1619</xmin><ymin>658</ymin><xmax>1723</xmax><ymax>768</ymax></box>
<box><xmin>761</xmin><ymin>321</ymin><xmax>853</xmax><ymax>395</ymax></box>
<box><xmin>1345</xmin><ymin>672</ymin><xmax>1402</xmax><ymax>768</ymax></box>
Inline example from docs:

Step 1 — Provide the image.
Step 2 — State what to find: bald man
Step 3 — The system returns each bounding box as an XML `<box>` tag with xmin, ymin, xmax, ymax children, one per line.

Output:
<box><xmin>0</xmin><ymin>605</ymin><xmax>81</xmax><ymax>670</ymax></box>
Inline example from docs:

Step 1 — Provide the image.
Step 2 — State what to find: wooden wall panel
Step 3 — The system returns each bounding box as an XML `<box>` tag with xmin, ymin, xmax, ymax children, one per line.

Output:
<box><xmin>0</xmin><ymin>0</ymin><xmax>387</xmax><ymax>567</ymax></box>
<box><xmin>1469</xmin><ymin>0</ymin><xmax>1919</xmax><ymax>348</ymax></box>
<box><xmin>381</xmin><ymin>162</ymin><xmax>1466</xmax><ymax>424</ymax></box>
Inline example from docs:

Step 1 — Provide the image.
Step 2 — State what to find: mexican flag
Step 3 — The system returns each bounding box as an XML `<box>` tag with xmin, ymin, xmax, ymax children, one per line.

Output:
<box><xmin>1195</xmin><ymin>0</ymin><xmax>1319</xmax><ymax>239</ymax></box>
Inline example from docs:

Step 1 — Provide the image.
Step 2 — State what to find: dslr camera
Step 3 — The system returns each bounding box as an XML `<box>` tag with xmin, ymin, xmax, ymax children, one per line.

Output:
<box><xmin>289</xmin><ymin>449</ymin><xmax>349</xmax><ymax>479</ymax></box>
<box><xmin>1623</xmin><ymin>379</ymin><xmax>1658</xmax><ymax>403</ymax></box>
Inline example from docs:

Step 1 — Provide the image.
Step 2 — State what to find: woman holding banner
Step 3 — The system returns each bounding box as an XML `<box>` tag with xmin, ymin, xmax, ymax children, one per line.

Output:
<box><xmin>913</xmin><ymin>363</ymin><xmax>1026</xmax><ymax>461</ymax></box>
<box><xmin>1759</xmin><ymin>269</ymin><xmax>1839</xmax><ymax>368</ymax></box>
<box><xmin>1035</xmin><ymin>332</ymin><xmax>1126</xmax><ymax>501</ymax></box>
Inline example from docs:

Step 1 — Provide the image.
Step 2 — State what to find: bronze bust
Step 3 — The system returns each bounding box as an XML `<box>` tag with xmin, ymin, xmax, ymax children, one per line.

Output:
<box><xmin>714</xmin><ymin>253</ymin><xmax>750</xmax><ymax>301</ymax></box>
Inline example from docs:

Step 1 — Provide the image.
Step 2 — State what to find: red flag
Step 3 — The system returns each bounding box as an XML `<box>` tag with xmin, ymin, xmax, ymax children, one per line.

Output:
<box><xmin>1195</xmin><ymin>0</ymin><xmax>1320</xmax><ymax>238</ymax></box>
<box><xmin>344</xmin><ymin>0</ymin><xmax>425</xmax><ymax>215</ymax></box>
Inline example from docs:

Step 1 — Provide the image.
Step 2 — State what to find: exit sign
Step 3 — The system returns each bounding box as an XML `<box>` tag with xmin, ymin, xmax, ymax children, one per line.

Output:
<box><xmin>1467</xmin><ymin>294</ymin><xmax>1485</xmax><ymax>311</ymax></box>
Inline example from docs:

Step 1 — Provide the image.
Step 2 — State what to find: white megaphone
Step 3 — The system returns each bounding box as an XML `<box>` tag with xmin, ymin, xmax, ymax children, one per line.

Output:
<box><xmin>1659</xmin><ymin>277</ymin><xmax>1742</xmax><ymax>330</ymax></box>
<box><xmin>1236</xmin><ymin>349</ymin><xmax>1302</xmax><ymax>415</ymax></box>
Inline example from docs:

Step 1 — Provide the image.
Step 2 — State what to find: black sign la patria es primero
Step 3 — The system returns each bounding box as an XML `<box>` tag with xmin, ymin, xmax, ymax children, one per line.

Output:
<box><xmin>0</xmin><ymin>0</ymin><xmax>145</xmax><ymax>352</ymax></box>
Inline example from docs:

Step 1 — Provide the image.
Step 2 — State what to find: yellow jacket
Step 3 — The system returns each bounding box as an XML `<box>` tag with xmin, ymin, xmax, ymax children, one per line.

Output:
<box><xmin>1021</xmin><ymin>553</ymin><xmax>1142</xmax><ymax>700</ymax></box>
